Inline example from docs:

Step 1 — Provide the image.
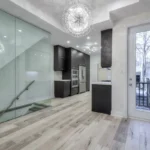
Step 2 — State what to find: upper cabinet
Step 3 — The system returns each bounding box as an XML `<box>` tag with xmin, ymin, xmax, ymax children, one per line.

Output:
<box><xmin>71</xmin><ymin>49</ymin><xmax>86</xmax><ymax>69</ymax></box>
<box><xmin>101</xmin><ymin>29</ymin><xmax>112</xmax><ymax>68</ymax></box>
<box><xmin>71</xmin><ymin>49</ymin><xmax>78</xmax><ymax>69</ymax></box>
<box><xmin>54</xmin><ymin>45</ymin><xmax>66</xmax><ymax>71</ymax></box>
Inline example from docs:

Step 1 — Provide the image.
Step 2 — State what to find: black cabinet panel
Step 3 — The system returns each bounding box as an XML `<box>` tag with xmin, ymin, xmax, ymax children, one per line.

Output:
<box><xmin>62</xmin><ymin>47</ymin><xmax>90</xmax><ymax>94</ymax></box>
<box><xmin>71</xmin><ymin>49</ymin><xmax>78</xmax><ymax>69</ymax></box>
<box><xmin>55</xmin><ymin>81</ymin><xmax>71</xmax><ymax>98</ymax></box>
<box><xmin>54</xmin><ymin>45</ymin><xmax>66</xmax><ymax>71</ymax></box>
<box><xmin>58</xmin><ymin>46</ymin><xmax>65</xmax><ymax>58</ymax></box>
<box><xmin>71</xmin><ymin>87</ymin><xmax>79</xmax><ymax>96</ymax></box>
<box><xmin>92</xmin><ymin>84</ymin><xmax>111</xmax><ymax>115</ymax></box>
<box><xmin>78</xmin><ymin>52</ymin><xmax>85</xmax><ymax>66</ymax></box>
<box><xmin>101</xmin><ymin>29</ymin><xmax>112</xmax><ymax>68</ymax></box>
<box><xmin>84</xmin><ymin>54</ymin><xmax>90</xmax><ymax>91</ymax></box>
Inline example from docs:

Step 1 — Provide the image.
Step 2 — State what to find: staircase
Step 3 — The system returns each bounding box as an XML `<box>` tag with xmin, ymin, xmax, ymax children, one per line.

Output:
<box><xmin>29</xmin><ymin>103</ymin><xmax>50</xmax><ymax>112</ymax></box>
<box><xmin>0</xmin><ymin>35</ymin><xmax>45</xmax><ymax>70</ymax></box>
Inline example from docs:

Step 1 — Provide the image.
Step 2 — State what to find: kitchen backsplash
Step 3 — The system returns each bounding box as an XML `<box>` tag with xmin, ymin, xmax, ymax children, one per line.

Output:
<box><xmin>54</xmin><ymin>71</ymin><xmax>62</xmax><ymax>80</ymax></box>
<box><xmin>97</xmin><ymin>64</ymin><xmax>111</xmax><ymax>81</ymax></box>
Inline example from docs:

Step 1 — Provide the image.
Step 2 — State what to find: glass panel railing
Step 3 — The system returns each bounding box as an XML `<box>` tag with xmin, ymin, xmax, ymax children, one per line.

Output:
<box><xmin>0</xmin><ymin>10</ymin><xmax>16</xmax><ymax>123</ymax></box>
<box><xmin>15</xmin><ymin>18</ymin><xmax>53</xmax><ymax>118</ymax></box>
<box><xmin>0</xmin><ymin>10</ymin><xmax>53</xmax><ymax>124</ymax></box>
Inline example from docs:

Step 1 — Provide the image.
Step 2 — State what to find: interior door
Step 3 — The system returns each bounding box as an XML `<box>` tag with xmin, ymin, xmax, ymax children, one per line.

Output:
<box><xmin>128</xmin><ymin>24</ymin><xmax>150</xmax><ymax>121</ymax></box>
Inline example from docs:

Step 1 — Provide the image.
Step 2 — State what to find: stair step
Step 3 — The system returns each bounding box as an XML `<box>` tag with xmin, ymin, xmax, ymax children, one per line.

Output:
<box><xmin>33</xmin><ymin>103</ymin><xmax>49</xmax><ymax>108</ymax></box>
<box><xmin>29</xmin><ymin>107</ymin><xmax>42</xmax><ymax>112</ymax></box>
<box><xmin>29</xmin><ymin>103</ymin><xmax>50</xmax><ymax>112</ymax></box>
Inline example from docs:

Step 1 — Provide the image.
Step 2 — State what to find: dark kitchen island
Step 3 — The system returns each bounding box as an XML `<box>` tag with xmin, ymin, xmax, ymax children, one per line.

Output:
<box><xmin>92</xmin><ymin>82</ymin><xmax>111</xmax><ymax>115</ymax></box>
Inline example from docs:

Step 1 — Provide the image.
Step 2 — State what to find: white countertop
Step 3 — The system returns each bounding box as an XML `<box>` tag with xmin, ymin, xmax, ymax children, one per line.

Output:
<box><xmin>92</xmin><ymin>82</ymin><xmax>112</xmax><ymax>85</ymax></box>
<box><xmin>55</xmin><ymin>80</ymin><xmax>71</xmax><ymax>81</ymax></box>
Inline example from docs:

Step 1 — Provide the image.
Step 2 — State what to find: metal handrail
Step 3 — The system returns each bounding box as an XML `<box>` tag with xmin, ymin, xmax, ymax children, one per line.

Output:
<box><xmin>0</xmin><ymin>80</ymin><xmax>35</xmax><ymax>117</ymax></box>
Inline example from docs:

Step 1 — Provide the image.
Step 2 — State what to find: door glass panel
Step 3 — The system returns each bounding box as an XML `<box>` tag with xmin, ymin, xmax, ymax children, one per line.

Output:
<box><xmin>136</xmin><ymin>31</ymin><xmax>150</xmax><ymax>111</ymax></box>
<box><xmin>0</xmin><ymin>10</ymin><xmax>16</xmax><ymax>123</ymax></box>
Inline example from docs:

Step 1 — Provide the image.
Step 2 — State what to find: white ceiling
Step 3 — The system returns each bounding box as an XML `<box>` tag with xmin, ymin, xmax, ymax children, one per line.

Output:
<box><xmin>0</xmin><ymin>0</ymin><xmax>150</xmax><ymax>55</ymax></box>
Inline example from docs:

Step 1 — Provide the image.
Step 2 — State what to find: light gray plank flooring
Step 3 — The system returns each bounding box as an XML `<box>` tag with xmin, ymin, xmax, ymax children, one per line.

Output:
<box><xmin>0</xmin><ymin>92</ymin><xmax>150</xmax><ymax>150</ymax></box>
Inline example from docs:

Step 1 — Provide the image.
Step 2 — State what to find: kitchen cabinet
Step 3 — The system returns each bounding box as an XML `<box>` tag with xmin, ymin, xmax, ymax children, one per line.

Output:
<box><xmin>55</xmin><ymin>80</ymin><xmax>71</xmax><ymax>98</ymax></box>
<box><xmin>54</xmin><ymin>45</ymin><xmax>66</xmax><ymax>71</ymax></box>
<box><xmin>84</xmin><ymin>54</ymin><xmax>90</xmax><ymax>91</ymax></box>
<box><xmin>78</xmin><ymin>52</ymin><xmax>86</xmax><ymax>66</ymax></box>
<box><xmin>71</xmin><ymin>49</ymin><xmax>78</xmax><ymax>69</ymax></box>
<box><xmin>62</xmin><ymin>47</ymin><xmax>90</xmax><ymax>95</ymax></box>
<box><xmin>101</xmin><ymin>29</ymin><xmax>112</xmax><ymax>68</ymax></box>
<box><xmin>92</xmin><ymin>84</ymin><xmax>111</xmax><ymax>115</ymax></box>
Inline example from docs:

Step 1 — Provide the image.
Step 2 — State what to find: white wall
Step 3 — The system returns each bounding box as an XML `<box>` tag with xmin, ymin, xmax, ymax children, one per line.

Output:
<box><xmin>90</xmin><ymin>54</ymin><xmax>100</xmax><ymax>88</ymax></box>
<box><xmin>112</xmin><ymin>11</ymin><xmax>150</xmax><ymax>118</ymax></box>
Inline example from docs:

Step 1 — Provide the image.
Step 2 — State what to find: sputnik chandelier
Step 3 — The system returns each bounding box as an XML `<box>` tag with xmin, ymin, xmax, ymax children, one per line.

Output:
<box><xmin>62</xmin><ymin>1</ymin><xmax>92</xmax><ymax>37</ymax></box>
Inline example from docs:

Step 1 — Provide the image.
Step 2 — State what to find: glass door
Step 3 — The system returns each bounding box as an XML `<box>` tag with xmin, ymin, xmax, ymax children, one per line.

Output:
<box><xmin>128</xmin><ymin>24</ymin><xmax>150</xmax><ymax>121</ymax></box>
<box><xmin>0</xmin><ymin>10</ymin><xmax>16</xmax><ymax>123</ymax></box>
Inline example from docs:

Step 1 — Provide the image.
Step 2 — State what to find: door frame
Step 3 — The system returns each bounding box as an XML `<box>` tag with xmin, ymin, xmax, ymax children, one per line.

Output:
<box><xmin>127</xmin><ymin>23</ymin><xmax>150</xmax><ymax>121</ymax></box>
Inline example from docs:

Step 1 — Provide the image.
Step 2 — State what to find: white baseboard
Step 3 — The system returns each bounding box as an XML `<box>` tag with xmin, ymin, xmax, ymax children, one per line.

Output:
<box><xmin>111</xmin><ymin>110</ymin><xmax>127</xmax><ymax>118</ymax></box>
<box><xmin>129</xmin><ymin>116</ymin><xmax>150</xmax><ymax>122</ymax></box>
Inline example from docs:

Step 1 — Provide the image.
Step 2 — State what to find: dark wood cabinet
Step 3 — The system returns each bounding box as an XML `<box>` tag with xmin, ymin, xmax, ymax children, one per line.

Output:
<box><xmin>63</xmin><ymin>48</ymin><xmax>90</xmax><ymax>92</ymax></box>
<box><xmin>54</xmin><ymin>45</ymin><xmax>66</xmax><ymax>71</ymax></box>
<box><xmin>101</xmin><ymin>29</ymin><xmax>112</xmax><ymax>68</ymax></box>
<box><xmin>92</xmin><ymin>84</ymin><xmax>111</xmax><ymax>115</ymax></box>
<box><xmin>55</xmin><ymin>81</ymin><xmax>71</xmax><ymax>98</ymax></box>
<box><xmin>78</xmin><ymin>52</ymin><xmax>86</xmax><ymax>66</ymax></box>
<box><xmin>84</xmin><ymin>54</ymin><xmax>90</xmax><ymax>91</ymax></box>
<box><xmin>71</xmin><ymin>49</ymin><xmax>78</xmax><ymax>69</ymax></box>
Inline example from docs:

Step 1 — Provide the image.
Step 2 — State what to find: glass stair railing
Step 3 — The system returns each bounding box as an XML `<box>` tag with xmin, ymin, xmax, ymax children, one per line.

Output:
<box><xmin>0</xmin><ymin>80</ymin><xmax>35</xmax><ymax>118</ymax></box>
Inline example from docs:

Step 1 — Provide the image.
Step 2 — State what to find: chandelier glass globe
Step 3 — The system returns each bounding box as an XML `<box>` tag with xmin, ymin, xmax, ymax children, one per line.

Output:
<box><xmin>63</xmin><ymin>3</ymin><xmax>92</xmax><ymax>37</ymax></box>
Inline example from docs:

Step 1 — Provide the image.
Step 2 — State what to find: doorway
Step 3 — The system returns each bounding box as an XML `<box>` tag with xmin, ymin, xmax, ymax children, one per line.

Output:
<box><xmin>128</xmin><ymin>24</ymin><xmax>150</xmax><ymax>121</ymax></box>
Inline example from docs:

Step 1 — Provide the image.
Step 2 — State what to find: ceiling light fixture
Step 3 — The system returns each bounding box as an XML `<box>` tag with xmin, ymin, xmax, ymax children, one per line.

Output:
<box><xmin>94</xmin><ymin>42</ymin><xmax>97</xmax><ymax>45</ymax></box>
<box><xmin>63</xmin><ymin>2</ymin><xmax>92</xmax><ymax>37</ymax></box>
<box><xmin>87</xmin><ymin>36</ymin><xmax>90</xmax><ymax>40</ymax></box>
<box><xmin>76</xmin><ymin>45</ymin><xmax>79</xmax><ymax>48</ymax></box>
<box><xmin>4</xmin><ymin>36</ymin><xmax>7</xmax><ymax>38</ymax></box>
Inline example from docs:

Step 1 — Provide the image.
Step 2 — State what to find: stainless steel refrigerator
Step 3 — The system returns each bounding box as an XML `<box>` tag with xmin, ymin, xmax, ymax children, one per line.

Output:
<box><xmin>79</xmin><ymin>66</ymin><xmax>86</xmax><ymax>93</ymax></box>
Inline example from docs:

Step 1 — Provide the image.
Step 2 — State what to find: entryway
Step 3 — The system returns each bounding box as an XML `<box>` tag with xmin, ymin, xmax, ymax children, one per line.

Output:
<box><xmin>128</xmin><ymin>23</ymin><xmax>150</xmax><ymax>121</ymax></box>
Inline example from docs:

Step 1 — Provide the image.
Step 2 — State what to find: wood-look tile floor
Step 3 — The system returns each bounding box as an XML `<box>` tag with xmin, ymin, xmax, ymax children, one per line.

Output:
<box><xmin>0</xmin><ymin>92</ymin><xmax>150</xmax><ymax>150</ymax></box>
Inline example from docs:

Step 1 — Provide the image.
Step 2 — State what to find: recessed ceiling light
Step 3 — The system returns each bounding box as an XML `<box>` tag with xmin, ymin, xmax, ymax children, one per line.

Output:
<box><xmin>4</xmin><ymin>36</ymin><xmax>7</xmax><ymax>38</ymax></box>
<box><xmin>94</xmin><ymin>42</ymin><xmax>97</xmax><ymax>45</ymax></box>
<box><xmin>67</xmin><ymin>41</ymin><xmax>70</xmax><ymax>44</ymax></box>
<box><xmin>18</xmin><ymin>29</ymin><xmax>22</xmax><ymax>33</ymax></box>
<box><xmin>87</xmin><ymin>36</ymin><xmax>90</xmax><ymax>40</ymax></box>
<box><xmin>76</xmin><ymin>45</ymin><xmax>79</xmax><ymax>48</ymax></box>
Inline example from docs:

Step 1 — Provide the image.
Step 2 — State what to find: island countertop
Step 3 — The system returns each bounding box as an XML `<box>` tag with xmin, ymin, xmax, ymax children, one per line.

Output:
<box><xmin>92</xmin><ymin>82</ymin><xmax>112</xmax><ymax>85</ymax></box>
